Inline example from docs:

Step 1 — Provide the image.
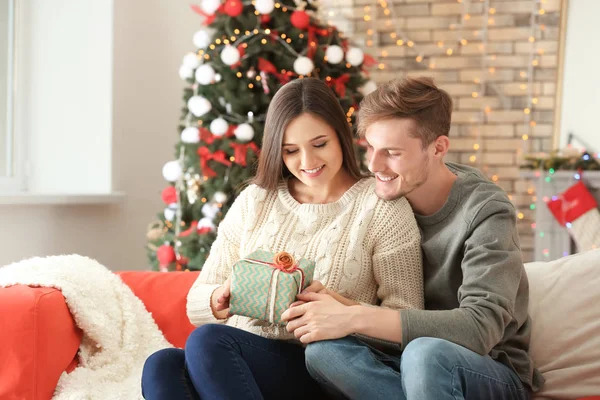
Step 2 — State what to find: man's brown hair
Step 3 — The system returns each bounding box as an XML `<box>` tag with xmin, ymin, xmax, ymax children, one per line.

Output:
<box><xmin>357</xmin><ymin>77</ymin><xmax>453</xmax><ymax>148</ymax></box>
<box><xmin>251</xmin><ymin>78</ymin><xmax>364</xmax><ymax>191</ymax></box>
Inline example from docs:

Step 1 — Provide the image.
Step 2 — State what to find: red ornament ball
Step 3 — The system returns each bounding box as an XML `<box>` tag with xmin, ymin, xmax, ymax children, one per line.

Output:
<box><xmin>224</xmin><ymin>0</ymin><xmax>243</xmax><ymax>17</ymax></box>
<box><xmin>157</xmin><ymin>245</ymin><xmax>176</xmax><ymax>267</ymax></box>
<box><xmin>260</xmin><ymin>14</ymin><xmax>271</xmax><ymax>25</ymax></box>
<box><xmin>290</xmin><ymin>11</ymin><xmax>310</xmax><ymax>29</ymax></box>
<box><xmin>161</xmin><ymin>186</ymin><xmax>177</xmax><ymax>204</ymax></box>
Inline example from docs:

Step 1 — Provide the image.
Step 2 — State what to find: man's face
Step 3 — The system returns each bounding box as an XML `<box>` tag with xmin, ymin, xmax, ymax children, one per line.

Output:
<box><xmin>365</xmin><ymin>118</ymin><xmax>431</xmax><ymax>201</ymax></box>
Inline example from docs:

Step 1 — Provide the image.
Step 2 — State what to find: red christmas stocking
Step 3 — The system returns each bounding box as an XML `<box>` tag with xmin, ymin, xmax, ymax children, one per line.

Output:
<box><xmin>547</xmin><ymin>181</ymin><xmax>600</xmax><ymax>252</ymax></box>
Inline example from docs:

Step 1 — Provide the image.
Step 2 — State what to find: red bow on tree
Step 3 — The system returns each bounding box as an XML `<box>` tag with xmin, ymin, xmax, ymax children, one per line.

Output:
<box><xmin>363</xmin><ymin>54</ymin><xmax>378</xmax><ymax>67</ymax></box>
<box><xmin>197</xmin><ymin>147</ymin><xmax>232</xmax><ymax>177</ymax></box>
<box><xmin>225</xmin><ymin>124</ymin><xmax>237</xmax><ymax>138</ymax></box>
<box><xmin>179</xmin><ymin>221</ymin><xmax>212</xmax><ymax>237</ymax></box>
<box><xmin>362</xmin><ymin>54</ymin><xmax>378</xmax><ymax>75</ymax></box>
<box><xmin>190</xmin><ymin>4</ymin><xmax>223</xmax><ymax>25</ymax></box>
<box><xmin>230</xmin><ymin>142</ymin><xmax>260</xmax><ymax>166</ymax></box>
<box><xmin>258</xmin><ymin>58</ymin><xmax>295</xmax><ymax>84</ymax></box>
<box><xmin>307</xmin><ymin>26</ymin><xmax>329</xmax><ymax>59</ymax></box>
<box><xmin>231</xmin><ymin>45</ymin><xmax>246</xmax><ymax>69</ymax></box>
<box><xmin>200</xmin><ymin>127</ymin><xmax>216</xmax><ymax>144</ymax></box>
<box><xmin>327</xmin><ymin>74</ymin><xmax>350</xmax><ymax>98</ymax></box>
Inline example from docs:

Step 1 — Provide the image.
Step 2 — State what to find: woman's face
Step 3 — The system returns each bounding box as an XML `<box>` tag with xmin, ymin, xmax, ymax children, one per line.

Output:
<box><xmin>281</xmin><ymin>113</ymin><xmax>345</xmax><ymax>189</ymax></box>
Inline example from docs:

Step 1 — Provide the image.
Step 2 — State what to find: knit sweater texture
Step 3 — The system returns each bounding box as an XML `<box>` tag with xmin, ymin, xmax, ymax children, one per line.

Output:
<box><xmin>187</xmin><ymin>177</ymin><xmax>424</xmax><ymax>341</ymax></box>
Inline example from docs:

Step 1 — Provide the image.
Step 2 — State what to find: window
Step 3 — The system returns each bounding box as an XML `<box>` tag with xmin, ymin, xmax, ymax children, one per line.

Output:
<box><xmin>0</xmin><ymin>0</ymin><xmax>23</xmax><ymax>191</ymax></box>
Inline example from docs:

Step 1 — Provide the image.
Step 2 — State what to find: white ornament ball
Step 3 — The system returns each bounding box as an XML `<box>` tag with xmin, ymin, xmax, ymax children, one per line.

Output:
<box><xmin>178</xmin><ymin>65</ymin><xmax>194</xmax><ymax>80</ymax></box>
<box><xmin>221</xmin><ymin>45</ymin><xmax>241</xmax><ymax>66</ymax></box>
<box><xmin>162</xmin><ymin>160</ymin><xmax>182</xmax><ymax>182</ymax></box>
<box><xmin>195</xmin><ymin>64</ymin><xmax>216</xmax><ymax>85</ymax></box>
<box><xmin>346</xmin><ymin>47</ymin><xmax>365</xmax><ymax>66</ymax></box>
<box><xmin>359</xmin><ymin>80</ymin><xmax>378</xmax><ymax>96</ymax></box>
<box><xmin>201</xmin><ymin>0</ymin><xmax>221</xmax><ymax>14</ymax></box>
<box><xmin>255</xmin><ymin>0</ymin><xmax>275</xmax><ymax>14</ymax></box>
<box><xmin>198</xmin><ymin>217</ymin><xmax>216</xmax><ymax>232</ymax></box>
<box><xmin>164</xmin><ymin>205</ymin><xmax>178</xmax><ymax>221</ymax></box>
<box><xmin>193</xmin><ymin>30</ymin><xmax>212</xmax><ymax>49</ymax></box>
<box><xmin>215</xmin><ymin>73</ymin><xmax>222</xmax><ymax>82</ymax></box>
<box><xmin>214</xmin><ymin>191</ymin><xmax>228</xmax><ymax>203</ymax></box>
<box><xmin>182</xmin><ymin>53</ymin><xmax>201</xmax><ymax>70</ymax></box>
<box><xmin>325</xmin><ymin>45</ymin><xmax>344</xmax><ymax>64</ymax></box>
<box><xmin>210</xmin><ymin>118</ymin><xmax>229</xmax><ymax>136</ymax></box>
<box><xmin>234</xmin><ymin>123</ymin><xmax>255</xmax><ymax>142</ymax></box>
<box><xmin>293</xmin><ymin>56</ymin><xmax>314</xmax><ymax>75</ymax></box>
<box><xmin>187</xmin><ymin>95</ymin><xmax>212</xmax><ymax>117</ymax></box>
<box><xmin>202</xmin><ymin>202</ymin><xmax>220</xmax><ymax>219</ymax></box>
<box><xmin>180</xmin><ymin>127</ymin><xmax>200</xmax><ymax>143</ymax></box>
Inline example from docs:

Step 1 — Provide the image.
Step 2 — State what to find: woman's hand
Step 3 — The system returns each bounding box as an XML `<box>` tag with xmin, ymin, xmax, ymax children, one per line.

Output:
<box><xmin>210</xmin><ymin>277</ymin><xmax>231</xmax><ymax>319</ymax></box>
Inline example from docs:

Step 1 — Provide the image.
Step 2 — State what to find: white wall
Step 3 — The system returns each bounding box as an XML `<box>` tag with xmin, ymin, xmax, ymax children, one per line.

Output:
<box><xmin>559</xmin><ymin>0</ymin><xmax>600</xmax><ymax>153</ymax></box>
<box><xmin>0</xmin><ymin>0</ymin><xmax>198</xmax><ymax>270</ymax></box>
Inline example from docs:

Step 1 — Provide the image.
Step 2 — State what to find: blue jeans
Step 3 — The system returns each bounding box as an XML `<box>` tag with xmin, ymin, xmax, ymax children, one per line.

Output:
<box><xmin>141</xmin><ymin>324</ymin><xmax>328</xmax><ymax>400</ymax></box>
<box><xmin>305</xmin><ymin>336</ymin><xmax>530</xmax><ymax>400</ymax></box>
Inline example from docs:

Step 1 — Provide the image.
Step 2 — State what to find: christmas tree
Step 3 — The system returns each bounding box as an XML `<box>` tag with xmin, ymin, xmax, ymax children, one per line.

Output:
<box><xmin>146</xmin><ymin>0</ymin><xmax>379</xmax><ymax>272</ymax></box>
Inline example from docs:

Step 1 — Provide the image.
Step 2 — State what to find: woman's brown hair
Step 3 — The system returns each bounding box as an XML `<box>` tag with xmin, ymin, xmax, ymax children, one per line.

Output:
<box><xmin>252</xmin><ymin>78</ymin><xmax>364</xmax><ymax>191</ymax></box>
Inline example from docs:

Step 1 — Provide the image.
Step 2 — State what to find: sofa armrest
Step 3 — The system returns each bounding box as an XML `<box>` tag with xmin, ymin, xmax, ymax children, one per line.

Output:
<box><xmin>0</xmin><ymin>285</ymin><xmax>82</xmax><ymax>400</ymax></box>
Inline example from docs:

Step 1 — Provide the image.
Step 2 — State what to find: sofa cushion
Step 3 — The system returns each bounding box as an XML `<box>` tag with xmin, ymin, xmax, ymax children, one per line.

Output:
<box><xmin>526</xmin><ymin>248</ymin><xmax>600</xmax><ymax>399</ymax></box>
<box><xmin>117</xmin><ymin>271</ymin><xmax>200</xmax><ymax>348</ymax></box>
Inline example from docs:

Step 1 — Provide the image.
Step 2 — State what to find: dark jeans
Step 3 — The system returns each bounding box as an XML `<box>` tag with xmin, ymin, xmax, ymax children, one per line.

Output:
<box><xmin>141</xmin><ymin>324</ymin><xmax>328</xmax><ymax>400</ymax></box>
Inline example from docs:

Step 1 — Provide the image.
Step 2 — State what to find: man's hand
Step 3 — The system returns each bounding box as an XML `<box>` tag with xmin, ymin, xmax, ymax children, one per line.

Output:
<box><xmin>281</xmin><ymin>292</ymin><xmax>358</xmax><ymax>344</ymax></box>
<box><xmin>299</xmin><ymin>280</ymin><xmax>360</xmax><ymax>307</ymax></box>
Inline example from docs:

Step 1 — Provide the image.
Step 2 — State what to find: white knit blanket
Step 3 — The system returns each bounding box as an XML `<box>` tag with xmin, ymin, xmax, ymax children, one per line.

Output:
<box><xmin>0</xmin><ymin>255</ymin><xmax>172</xmax><ymax>400</ymax></box>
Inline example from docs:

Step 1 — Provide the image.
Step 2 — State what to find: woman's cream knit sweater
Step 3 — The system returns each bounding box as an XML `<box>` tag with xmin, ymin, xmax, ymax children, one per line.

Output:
<box><xmin>186</xmin><ymin>177</ymin><xmax>424</xmax><ymax>340</ymax></box>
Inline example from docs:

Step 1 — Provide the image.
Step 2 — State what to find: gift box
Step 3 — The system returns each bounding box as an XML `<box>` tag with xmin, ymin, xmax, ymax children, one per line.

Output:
<box><xmin>229</xmin><ymin>249</ymin><xmax>315</xmax><ymax>325</ymax></box>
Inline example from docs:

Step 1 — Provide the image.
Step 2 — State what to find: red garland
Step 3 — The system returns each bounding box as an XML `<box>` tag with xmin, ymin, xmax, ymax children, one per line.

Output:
<box><xmin>197</xmin><ymin>147</ymin><xmax>233</xmax><ymax>177</ymax></box>
<box><xmin>161</xmin><ymin>186</ymin><xmax>177</xmax><ymax>204</ymax></box>
<box><xmin>327</xmin><ymin>74</ymin><xmax>351</xmax><ymax>98</ymax></box>
<box><xmin>190</xmin><ymin>4</ymin><xmax>224</xmax><ymax>25</ymax></box>
<box><xmin>307</xmin><ymin>26</ymin><xmax>329</xmax><ymax>59</ymax></box>
<box><xmin>230</xmin><ymin>142</ymin><xmax>260</xmax><ymax>166</ymax></box>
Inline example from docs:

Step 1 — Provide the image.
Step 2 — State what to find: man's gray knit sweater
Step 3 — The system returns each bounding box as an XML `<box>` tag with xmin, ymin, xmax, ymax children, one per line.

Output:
<box><xmin>400</xmin><ymin>162</ymin><xmax>544</xmax><ymax>391</ymax></box>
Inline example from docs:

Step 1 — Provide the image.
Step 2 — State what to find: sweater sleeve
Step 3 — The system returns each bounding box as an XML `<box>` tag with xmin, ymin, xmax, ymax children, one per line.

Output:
<box><xmin>400</xmin><ymin>200</ymin><xmax>524</xmax><ymax>355</ymax></box>
<box><xmin>186</xmin><ymin>186</ymin><xmax>254</xmax><ymax>326</ymax></box>
<box><xmin>371</xmin><ymin>197</ymin><xmax>424</xmax><ymax>311</ymax></box>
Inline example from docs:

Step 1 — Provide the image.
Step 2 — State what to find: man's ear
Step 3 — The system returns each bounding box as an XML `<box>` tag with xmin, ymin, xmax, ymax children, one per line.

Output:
<box><xmin>432</xmin><ymin>136</ymin><xmax>450</xmax><ymax>158</ymax></box>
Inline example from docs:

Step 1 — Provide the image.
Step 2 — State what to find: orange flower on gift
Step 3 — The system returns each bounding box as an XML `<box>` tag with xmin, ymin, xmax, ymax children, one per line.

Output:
<box><xmin>273</xmin><ymin>251</ymin><xmax>296</xmax><ymax>270</ymax></box>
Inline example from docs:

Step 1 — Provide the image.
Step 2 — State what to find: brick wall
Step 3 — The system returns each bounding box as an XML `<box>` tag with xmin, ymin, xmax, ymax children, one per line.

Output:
<box><xmin>324</xmin><ymin>0</ymin><xmax>564</xmax><ymax>262</ymax></box>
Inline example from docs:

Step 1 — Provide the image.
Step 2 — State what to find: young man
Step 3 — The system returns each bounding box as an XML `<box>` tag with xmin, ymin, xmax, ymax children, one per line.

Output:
<box><xmin>281</xmin><ymin>77</ymin><xmax>544</xmax><ymax>399</ymax></box>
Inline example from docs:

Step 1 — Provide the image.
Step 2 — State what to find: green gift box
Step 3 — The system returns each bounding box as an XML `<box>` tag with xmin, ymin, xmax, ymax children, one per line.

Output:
<box><xmin>229</xmin><ymin>249</ymin><xmax>315</xmax><ymax>325</ymax></box>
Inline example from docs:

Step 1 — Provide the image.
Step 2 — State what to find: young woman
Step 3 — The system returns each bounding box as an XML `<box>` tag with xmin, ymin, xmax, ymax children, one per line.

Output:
<box><xmin>141</xmin><ymin>78</ymin><xmax>424</xmax><ymax>400</ymax></box>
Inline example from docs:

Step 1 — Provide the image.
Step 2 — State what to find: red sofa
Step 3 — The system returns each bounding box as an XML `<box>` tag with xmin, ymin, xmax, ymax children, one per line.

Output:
<box><xmin>0</xmin><ymin>271</ymin><xmax>200</xmax><ymax>400</ymax></box>
<box><xmin>2</xmin><ymin>252</ymin><xmax>600</xmax><ymax>399</ymax></box>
